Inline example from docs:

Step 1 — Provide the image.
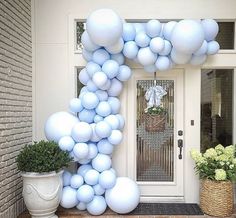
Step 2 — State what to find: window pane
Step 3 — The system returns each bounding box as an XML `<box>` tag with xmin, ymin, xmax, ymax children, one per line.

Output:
<box><xmin>216</xmin><ymin>22</ymin><xmax>234</xmax><ymax>49</ymax></box>
<box><xmin>77</xmin><ymin>68</ymin><xmax>84</xmax><ymax>96</ymax></box>
<box><xmin>76</xmin><ymin>22</ymin><xmax>86</xmax><ymax>51</ymax></box>
<box><xmin>201</xmin><ymin>69</ymin><xmax>233</xmax><ymax>152</ymax></box>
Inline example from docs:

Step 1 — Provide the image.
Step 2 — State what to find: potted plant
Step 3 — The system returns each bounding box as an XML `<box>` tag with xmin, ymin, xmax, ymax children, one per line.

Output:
<box><xmin>190</xmin><ymin>144</ymin><xmax>236</xmax><ymax>217</ymax></box>
<box><xmin>144</xmin><ymin>106</ymin><xmax>166</xmax><ymax>132</ymax></box>
<box><xmin>16</xmin><ymin>140</ymin><xmax>72</xmax><ymax>218</ymax></box>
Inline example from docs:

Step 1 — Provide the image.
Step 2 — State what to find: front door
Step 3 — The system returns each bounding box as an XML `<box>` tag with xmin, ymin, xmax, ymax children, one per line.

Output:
<box><xmin>126</xmin><ymin>69</ymin><xmax>184</xmax><ymax>202</ymax></box>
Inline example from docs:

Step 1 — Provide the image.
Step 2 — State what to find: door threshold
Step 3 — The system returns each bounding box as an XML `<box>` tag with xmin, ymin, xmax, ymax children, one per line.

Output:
<box><xmin>140</xmin><ymin>196</ymin><xmax>184</xmax><ymax>203</ymax></box>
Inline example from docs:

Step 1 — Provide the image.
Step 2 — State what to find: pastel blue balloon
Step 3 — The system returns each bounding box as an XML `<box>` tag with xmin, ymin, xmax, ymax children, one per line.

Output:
<box><xmin>105</xmin><ymin>38</ymin><xmax>124</xmax><ymax>54</ymax></box>
<box><xmin>122</xmin><ymin>23</ymin><xmax>136</xmax><ymax>41</ymax></box>
<box><xmin>95</xmin><ymin>121</ymin><xmax>112</xmax><ymax>138</ymax></box>
<box><xmin>135</xmin><ymin>32</ymin><xmax>150</xmax><ymax>48</ymax></box>
<box><xmin>59</xmin><ymin>136</ymin><xmax>75</xmax><ymax>152</ymax></box>
<box><xmin>81</xmin><ymin>31</ymin><xmax>100</xmax><ymax>52</ymax></box>
<box><xmin>73</xmin><ymin>142</ymin><xmax>89</xmax><ymax>159</ymax></box>
<box><xmin>102</xmin><ymin>60</ymin><xmax>120</xmax><ymax>79</ymax></box>
<box><xmin>107</xmin><ymin>78</ymin><xmax>123</xmax><ymax>97</ymax></box>
<box><xmin>92</xmin><ymin>49</ymin><xmax>110</xmax><ymax>66</ymax></box>
<box><xmin>63</xmin><ymin>171</ymin><xmax>72</xmax><ymax>187</ymax></box>
<box><xmin>190</xmin><ymin>54</ymin><xmax>207</xmax><ymax>65</ymax></box>
<box><xmin>96</xmin><ymin>101</ymin><xmax>112</xmax><ymax>117</ymax></box>
<box><xmin>150</xmin><ymin>37</ymin><xmax>165</xmax><ymax>53</ymax></box>
<box><xmin>90</xmin><ymin>123</ymin><xmax>101</xmax><ymax>142</ymax></box>
<box><xmin>155</xmin><ymin>56</ymin><xmax>170</xmax><ymax>71</ymax></box>
<box><xmin>92</xmin><ymin>71</ymin><xmax>108</xmax><ymax>88</ymax></box>
<box><xmin>201</xmin><ymin>19</ymin><xmax>219</xmax><ymax>42</ymax></box>
<box><xmin>78</xmin><ymin>158</ymin><xmax>91</xmax><ymax>165</ymax></box>
<box><xmin>86</xmin><ymin>9</ymin><xmax>123</xmax><ymax>47</ymax></box>
<box><xmin>77</xmin><ymin>164</ymin><xmax>92</xmax><ymax>177</ymax></box>
<box><xmin>86</xmin><ymin>62</ymin><xmax>102</xmax><ymax>77</ymax></box>
<box><xmin>123</xmin><ymin>41</ymin><xmax>139</xmax><ymax>59</ymax></box>
<box><xmin>159</xmin><ymin>40</ymin><xmax>172</xmax><ymax>56</ymax></box>
<box><xmin>194</xmin><ymin>40</ymin><xmax>208</xmax><ymax>56</ymax></box>
<box><xmin>76</xmin><ymin>202</ymin><xmax>87</xmax><ymax>211</ymax></box>
<box><xmin>87</xmin><ymin>143</ymin><xmax>98</xmax><ymax>159</ymax></box>
<box><xmin>111</xmin><ymin>53</ymin><xmax>125</xmax><ymax>65</ymax></box>
<box><xmin>171</xmin><ymin>20</ymin><xmax>204</xmax><ymax>54</ymax></box>
<box><xmin>92</xmin><ymin>153</ymin><xmax>112</xmax><ymax>172</ymax></box>
<box><xmin>207</xmin><ymin>41</ymin><xmax>220</xmax><ymax>55</ymax></box>
<box><xmin>84</xmin><ymin>169</ymin><xmax>100</xmax><ymax>185</ymax></box>
<box><xmin>163</xmin><ymin>21</ymin><xmax>177</xmax><ymax>40</ymax></box>
<box><xmin>116</xmin><ymin>114</ymin><xmax>125</xmax><ymax>130</ymax></box>
<box><xmin>107</xmin><ymin>97</ymin><xmax>121</xmax><ymax>114</ymax></box>
<box><xmin>81</xmin><ymin>92</ymin><xmax>99</xmax><ymax>110</ymax></box>
<box><xmin>133</xmin><ymin>23</ymin><xmax>145</xmax><ymax>33</ymax></box>
<box><xmin>69</xmin><ymin>98</ymin><xmax>83</xmax><ymax>113</ymax></box>
<box><xmin>80</xmin><ymin>86</ymin><xmax>88</xmax><ymax>93</ymax></box>
<box><xmin>93</xmin><ymin>184</ymin><xmax>105</xmax><ymax>196</ymax></box>
<box><xmin>77</xmin><ymin>184</ymin><xmax>94</xmax><ymax>203</ymax></box>
<box><xmin>95</xmin><ymin>90</ymin><xmax>108</xmax><ymax>101</ymax></box>
<box><xmin>82</xmin><ymin>49</ymin><xmax>93</xmax><ymax>62</ymax></box>
<box><xmin>100</xmin><ymin>79</ymin><xmax>111</xmax><ymax>91</ymax></box>
<box><xmin>86</xmin><ymin>80</ymin><xmax>98</xmax><ymax>92</ymax></box>
<box><xmin>70</xmin><ymin>174</ymin><xmax>84</xmax><ymax>189</ymax></box>
<box><xmin>146</xmin><ymin>19</ymin><xmax>162</xmax><ymax>38</ymax></box>
<box><xmin>116</xmin><ymin>65</ymin><xmax>132</xmax><ymax>81</ymax></box>
<box><xmin>87</xmin><ymin>196</ymin><xmax>107</xmax><ymax>216</ymax></box>
<box><xmin>137</xmin><ymin>47</ymin><xmax>157</xmax><ymax>66</ymax></box>
<box><xmin>97</xmin><ymin>139</ymin><xmax>114</xmax><ymax>155</ymax></box>
<box><xmin>78</xmin><ymin>68</ymin><xmax>90</xmax><ymax>85</ymax></box>
<box><xmin>104</xmin><ymin>114</ymin><xmax>120</xmax><ymax>130</ymax></box>
<box><xmin>61</xmin><ymin>186</ymin><xmax>78</xmax><ymax>208</ymax></box>
<box><xmin>79</xmin><ymin>109</ymin><xmax>96</xmax><ymax>123</ymax></box>
<box><xmin>144</xmin><ymin>64</ymin><xmax>157</xmax><ymax>73</ymax></box>
<box><xmin>94</xmin><ymin>114</ymin><xmax>103</xmax><ymax>123</ymax></box>
<box><xmin>108</xmin><ymin>130</ymin><xmax>123</xmax><ymax>145</ymax></box>
<box><xmin>69</xmin><ymin>151</ymin><xmax>79</xmax><ymax>162</ymax></box>
<box><xmin>71</xmin><ymin>122</ymin><xmax>92</xmax><ymax>143</ymax></box>
<box><xmin>170</xmin><ymin>49</ymin><xmax>191</xmax><ymax>64</ymax></box>
<box><xmin>99</xmin><ymin>170</ymin><xmax>116</xmax><ymax>189</ymax></box>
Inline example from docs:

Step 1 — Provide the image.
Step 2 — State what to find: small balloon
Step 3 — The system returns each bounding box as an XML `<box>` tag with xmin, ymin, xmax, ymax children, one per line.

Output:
<box><xmin>87</xmin><ymin>143</ymin><xmax>98</xmax><ymax>159</ymax></box>
<box><xmin>86</xmin><ymin>62</ymin><xmax>101</xmax><ymax>78</ymax></box>
<box><xmin>107</xmin><ymin>78</ymin><xmax>123</xmax><ymax>97</ymax></box>
<box><xmin>123</xmin><ymin>41</ymin><xmax>139</xmax><ymax>59</ymax></box>
<box><xmin>159</xmin><ymin>40</ymin><xmax>172</xmax><ymax>56</ymax></box>
<box><xmin>107</xmin><ymin>97</ymin><xmax>121</xmax><ymax>114</ymax></box>
<box><xmin>81</xmin><ymin>92</ymin><xmax>99</xmax><ymax>110</ymax></box>
<box><xmin>201</xmin><ymin>19</ymin><xmax>219</xmax><ymax>42</ymax></box>
<box><xmin>137</xmin><ymin>47</ymin><xmax>157</xmax><ymax>66</ymax></box>
<box><xmin>81</xmin><ymin>31</ymin><xmax>100</xmax><ymax>52</ymax></box>
<box><xmin>194</xmin><ymin>40</ymin><xmax>208</xmax><ymax>56</ymax></box>
<box><xmin>93</xmin><ymin>184</ymin><xmax>105</xmax><ymax>196</ymax></box>
<box><xmin>70</xmin><ymin>174</ymin><xmax>84</xmax><ymax>189</ymax></box>
<box><xmin>59</xmin><ymin>136</ymin><xmax>75</xmax><ymax>152</ymax></box>
<box><xmin>96</xmin><ymin>101</ymin><xmax>112</xmax><ymax>117</ymax></box>
<box><xmin>95</xmin><ymin>121</ymin><xmax>112</xmax><ymax>138</ymax></box>
<box><xmin>146</xmin><ymin>19</ymin><xmax>162</xmax><ymax>38</ymax></box>
<box><xmin>78</xmin><ymin>68</ymin><xmax>90</xmax><ymax>85</ymax></box>
<box><xmin>84</xmin><ymin>169</ymin><xmax>100</xmax><ymax>186</ymax></box>
<box><xmin>116</xmin><ymin>65</ymin><xmax>132</xmax><ymax>81</ymax></box>
<box><xmin>97</xmin><ymin>139</ymin><xmax>114</xmax><ymax>155</ymax></box>
<box><xmin>111</xmin><ymin>53</ymin><xmax>125</xmax><ymax>65</ymax></box>
<box><xmin>92</xmin><ymin>71</ymin><xmax>108</xmax><ymax>88</ymax></box>
<box><xmin>73</xmin><ymin>142</ymin><xmax>89</xmax><ymax>159</ymax></box>
<box><xmin>108</xmin><ymin>130</ymin><xmax>123</xmax><ymax>145</ymax></box>
<box><xmin>104</xmin><ymin>114</ymin><xmax>120</xmax><ymax>130</ymax></box>
<box><xmin>79</xmin><ymin>109</ymin><xmax>96</xmax><ymax>124</ymax></box>
<box><xmin>207</xmin><ymin>41</ymin><xmax>220</xmax><ymax>55</ymax></box>
<box><xmin>135</xmin><ymin>32</ymin><xmax>151</xmax><ymax>48</ymax></box>
<box><xmin>99</xmin><ymin>170</ymin><xmax>116</xmax><ymax>189</ymax></box>
<box><xmin>149</xmin><ymin>37</ymin><xmax>165</xmax><ymax>53</ymax></box>
<box><xmin>71</xmin><ymin>122</ymin><xmax>92</xmax><ymax>143</ymax></box>
<box><xmin>76</xmin><ymin>202</ymin><xmax>87</xmax><ymax>211</ymax></box>
<box><xmin>155</xmin><ymin>56</ymin><xmax>170</xmax><ymax>71</ymax></box>
<box><xmin>92</xmin><ymin>49</ymin><xmax>110</xmax><ymax>66</ymax></box>
<box><xmin>77</xmin><ymin>164</ymin><xmax>92</xmax><ymax>177</ymax></box>
<box><xmin>122</xmin><ymin>23</ymin><xmax>136</xmax><ymax>41</ymax></box>
<box><xmin>102</xmin><ymin>60</ymin><xmax>120</xmax><ymax>79</ymax></box>
<box><xmin>95</xmin><ymin>90</ymin><xmax>108</xmax><ymax>101</ymax></box>
<box><xmin>92</xmin><ymin>153</ymin><xmax>112</xmax><ymax>172</ymax></box>
<box><xmin>77</xmin><ymin>184</ymin><xmax>95</xmax><ymax>203</ymax></box>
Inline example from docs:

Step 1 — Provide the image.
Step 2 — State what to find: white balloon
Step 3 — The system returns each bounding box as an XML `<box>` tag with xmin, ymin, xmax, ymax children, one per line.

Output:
<box><xmin>81</xmin><ymin>31</ymin><xmax>100</xmax><ymax>52</ymax></box>
<box><xmin>123</xmin><ymin>41</ymin><xmax>139</xmax><ymax>59</ymax></box>
<box><xmin>97</xmin><ymin>139</ymin><xmax>114</xmax><ymax>155</ymax></box>
<box><xmin>116</xmin><ymin>65</ymin><xmax>132</xmax><ymax>81</ymax></box>
<box><xmin>95</xmin><ymin>121</ymin><xmax>112</xmax><ymax>138</ymax></box>
<box><xmin>201</xmin><ymin>19</ymin><xmax>219</xmax><ymax>42</ymax></box>
<box><xmin>70</xmin><ymin>174</ymin><xmax>84</xmax><ymax>189</ymax></box>
<box><xmin>81</xmin><ymin>92</ymin><xmax>99</xmax><ymax>110</ymax></box>
<box><xmin>207</xmin><ymin>41</ymin><xmax>220</xmax><ymax>55</ymax></box>
<box><xmin>122</xmin><ymin>23</ymin><xmax>136</xmax><ymax>41</ymax></box>
<box><xmin>107</xmin><ymin>97</ymin><xmax>121</xmax><ymax>114</ymax></box>
<box><xmin>92</xmin><ymin>154</ymin><xmax>112</xmax><ymax>172</ymax></box>
<box><xmin>105</xmin><ymin>38</ymin><xmax>124</xmax><ymax>54</ymax></box>
<box><xmin>150</xmin><ymin>37</ymin><xmax>165</xmax><ymax>53</ymax></box>
<box><xmin>105</xmin><ymin>177</ymin><xmax>140</xmax><ymax>214</ymax></box>
<box><xmin>73</xmin><ymin>142</ymin><xmax>89</xmax><ymax>159</ymax></box>
<box><xmin>102</xmin><ymin>60</ymin><xmax>120</xmax><ymax>79</ymax></box>
<box><xmin>171</xmin><ymin>20</ymin><xmax>204</xmax><ymax>54</ymax></box>
<box><xmin>111</xmin><ymin>53</ymin><xmax>125</xmax><ymax>65</ymax></box>
<box><xmin>77</xmin><ymin>164</ymin><xmax>92</xmax><ymax>177</ymax></box>
<box><xmin>155</xmin><ymin>56</ymin><xmax>170</xmax><ymax>71</ymax></box>
<box><xmin>146</xmin><ymin>19</ymin><xmax>162</xmax><ymax>38</ymax></box>
<box><xmin>96</xmin><ymin>101</ymin><xmax>112</xmax><ymax>117</ymax></box>
<box><xmin>78</xmin><ymin>68</ymin><xmax>90</xmax><ymax>85</ymax></box>
<box><xmin>170</xmin><ymin>49</ymin><xmax>191</xmax><ymax>64</ymax></box>
<box><xmin>163</xmin><ymin>21</ymin><xmax>177</xmax><ymax>40</ymax></box>
<box><xmin>76</xmin><ymin>202</ymin><xmax>87</xmax><ymax>211</ymax></box>
<box><xmin>62</xmin><ymin>171</ymin><xmax>72</xmax><ymax>187</ymax></box>
<box><xmin>104</xmin><ymin>115</ymin><xmax>120</xmax><ymax>130</ymax></box>
<box><xmin>107</xmin><ymin>78</ymin><xmax>123</xmax><ymax>97</ymax></box>
<box><xmin>71</xmin><ymin>122</ymin><xmax>92</xmax><ymax>143</ymax></box>
<box><xmin>108</xmin><ymin>130</ymin><xmax>123</xmax><ymax>145</ymax></box>
<box><xmin>60</xmin><ymin>186</ymin><xmax>78</xmax><ymax>208</ymax></box>
<box><xmin>93</xmin><ymin>184</ymin><xmax>105</xmax><ymax>196</ymax></box>
<box><xmin>59</xmin><ymin>136</ymin><xmax>75</xmax><ymax>152</ymax></box>
<box><xmin>190</xmin><ymin>54</ymin><xmax>207</xmax><ymax>65</ymax></box>
<box><xmin>86</xmin><ymin>62</ymin><xmax>101</xmax><ymax>78</ymax></box>
<box><xmin>86</xmin><ymin>9</ymin><xmax>123</xmax><ymax>46</ymax></box>
<box><xmin>87</xmin><ymin>196</ymin><xmax>107</xmax><ymax>216</ymax></box>
<box><xmin>92</xmin><ymin>49</ymin><xmax>110</xmax><ymax>66</ymax></box>
<box><xmin>77</xmin><ymin>184</ymin><xmax>94</xmax><ymax>203</ymax></box>
<box><xmin>92</xmin><ymin>71</ymin><xmax>108</xmax><ymax>88</ymax></box>
<box><xmin>45</xmin><ymin>111</ymin><xmax>79</xmax><ymax>143</ymax></box>
<box><xmin>84</xmin><ymin>169</ymin><xmax>100</xmax><ymax>186</ymax></box>
<box><xmin>137</xmin><ymin>47</ymin><xmax>157</xmax><ymax>66</ymax></box>
<box><xmin>135</xmin><ymin>32</ymin><xmax>151</xmax><ymax>48</ymax></box>
<box><xmin>99</xmin><ymin>170</ymin><xmax>116</xmax><ymax>189</ymax></box>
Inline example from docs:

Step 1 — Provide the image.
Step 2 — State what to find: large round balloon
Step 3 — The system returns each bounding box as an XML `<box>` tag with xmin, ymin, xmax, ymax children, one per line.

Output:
<box><xmin>86</xmin><ymin>9</ymin><xmax>123</xmax><ymax>46</ymax></box>
<box><xmin>60</xmin><ymin>186</ymin><xmax>78</xmax><ymax>208</ymax></box>
<box><xmin>87</xmin><ymin>196</ymin><xmax>107</xmax><ymax>216</ymax></box>
<box><xmin>105</xmin><ymin>177</ymin><xmax>140</xmax><ymax>214</ymax></box>
<box><xmin>171</xmin><ymin>20</ymin><xmax>204</xmax><ymax>54</ymax></box>
<box><xmin>45</xmin><ymin>111</ymin><xmax>79</xmax><ymax>143</ymax></box>
<box><xmin>201</xmin><ymin>19</ymin><xmax>219</xmax><ymax>42</ymax></box>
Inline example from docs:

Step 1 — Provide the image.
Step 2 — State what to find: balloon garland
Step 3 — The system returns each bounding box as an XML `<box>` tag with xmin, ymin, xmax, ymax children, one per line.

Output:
<box><xmin>44</xmin><ymin>8</ymin><xmax>219</xmax><ymax>215</ymax></box>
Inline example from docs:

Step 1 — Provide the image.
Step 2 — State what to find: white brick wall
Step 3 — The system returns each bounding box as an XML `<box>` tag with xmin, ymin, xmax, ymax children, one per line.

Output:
<box><xmin>0</xmin><ymin>0</ymin><xmax>32</xmax><ymax>217</ymax></box>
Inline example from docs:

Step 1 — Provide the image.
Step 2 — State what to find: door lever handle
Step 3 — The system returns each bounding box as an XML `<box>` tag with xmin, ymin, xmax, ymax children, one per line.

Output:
<box><xmin>178</xmin><ymin>139</ymin><xmax>183</xmax><ymax>159</ymax></box>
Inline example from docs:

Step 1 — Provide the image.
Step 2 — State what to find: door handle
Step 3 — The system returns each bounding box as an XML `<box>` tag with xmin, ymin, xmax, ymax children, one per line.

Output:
<box><xmin>178</xmin><ymin>139</ymin><xmax>183</xmax><ymax>159</ymax></box>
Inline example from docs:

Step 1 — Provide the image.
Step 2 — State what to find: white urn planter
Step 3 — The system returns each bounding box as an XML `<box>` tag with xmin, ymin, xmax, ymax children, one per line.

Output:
<box><xmin>22</xmin><ymin>170</ymin><xmax>63</xmax><ymax>218</ymax></box>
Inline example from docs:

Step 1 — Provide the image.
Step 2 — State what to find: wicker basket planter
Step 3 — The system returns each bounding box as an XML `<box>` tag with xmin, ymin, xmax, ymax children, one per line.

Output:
<box><xmin>200</xmin><ymin>179</ymin><xmax>233</xmax><ymax>217</ymax></box>
<box><xmin>145</xmin><ymin>113</ymin><xmax>166</xmax><ymax>132</ymax></box>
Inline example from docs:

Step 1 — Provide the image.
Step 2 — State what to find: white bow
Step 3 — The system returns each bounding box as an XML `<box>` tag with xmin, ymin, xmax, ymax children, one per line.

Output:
<box><xmin>145</xmin><ymin>85</ymin><xmax>167</xmax><ymax>108</ymax></box>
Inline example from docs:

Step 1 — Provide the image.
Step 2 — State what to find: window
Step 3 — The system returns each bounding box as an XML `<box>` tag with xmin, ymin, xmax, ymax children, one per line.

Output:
<box><xmin>216</xmin><ymin>22</ymin><xmax>234</xmax><ymax>49</ymax></box>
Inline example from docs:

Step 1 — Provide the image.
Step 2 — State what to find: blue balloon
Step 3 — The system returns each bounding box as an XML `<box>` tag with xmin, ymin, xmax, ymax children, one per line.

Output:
<box><xmin>146</xmin><ymin>19</ymin><xmax>162</xmax><ymax>38</ymax></box>
<box><xmin>99</xmin><ymin>170</ymin><xmax>116</xmax><ymax>189</ymax></box>
<box><xmin>61</xmin><ymin>186</ymin><xmax>78</xmax><ymax>208</ymax></box>
<box><xmin>87</xmin><ymin>196</ymin><xmax>107</xmax><ymax>216</ymax></box>
<box><xmin>135</xmin><ymin>32</ymin><xmax>151</xmax><ymax>48</ymax></box>
<box><xmin>97</xmin><ymin>139</ymin><xmax>114</xmax><ymax>155</ymax></box>
<box><xmin>155</xmin><ymin>56</ymin><xmax>170</xmax><ymax>71</ymax></box>
<box><xmin>190</xmin><ymin>54</ymin><xmax>207</xmax><ymax>65</ymax></box>
<box><xmin>87</xmin><ymin>143</ymin><xmax>98</xmax><ymax>159</ymax></box>
<box><xmin>84</xmin><ymin>169</ymin><xmax>100</xmax><ymax>186</ymax></box>
<box><xmin>107</xmin><ymin>97</ymin><xmax>121</xmax><ymax>114</ymax></box>
<box><xmin>73</xmin><ymin>142</ymin><xmax>89</xmax><ymax>159</ymax></box>
<box><xmin>144</xmin><ymin>64</ymin><xmax>157</xmax><ymax>73</ymax></box>
<box><xmin>201</xmin><ymin>19</ymin><xmax>219</xmax><ymax>42</ymax></box>
<box><xmin>69</xmin><ymin>98</ymin><xmax>83</xmax><ymax>113</ymax></box>
<box><xmin>194</xmin><ymin>40</ymin><xmax>208</xmax><ymax>56</ymax></box>
<box><xmin>137</xmin><ymin>47</ymin><xmax>157</xmax><ymax>66</ymax></box>
<box><xmin>62</xmin><ymin>171</ymin><xmax>72</xmax><ymax>187</ymax></box>
<box><xmin>86</xmin><ymin>62</ymin><xmax>101</xmax><ymax>77</ymax></box>
<box><xmin>94</xmin><ymin>114</ymin><xmax>104</xmax><ymax>123</ymax></box>
<box><xmin>111</xmin><ymin>53</ymin><xmax>125</xmax><ymax>65</ymax></box>
<box><xmin>92</xmin><ymin>49</ymin><xmax>110</xmax><ymax>66</ymax></box>
<box><xmin>59</xmin><ymin>136</ymin><xmax>75</xmax><ymax>152</ymax></box>
<box><xmin>77</xmin><ymin>184</ymin><xmax>94</xmax><ymax>203</ymax></box>
<box><xmin>81</xmin><ymin>31</ymin><xmax>100</xmax><ymax>52</ymax></box>
<box><xmin>77</xmin><ymin>164</ymin><xmax>92</xmax><ymax>177</ymax></box>
<box><xmin>123</xmin><ymin>41</ymin><xmax>139</xmax><ymax>59</ymax></box>
<box><xmin>92</xmin><ymin>71</ymin><xmax>108</xmax><ymax>88</ymax></box>
<box><xmin>86</xmin><ymin>80</ymin><xmax>98</xmax><ymax>92</ymax></box>
<box><xmin>81</xmin><ymin>92</ymin><xmax>99</xmax><ymax>110</ymax></box>
<box><xmin>71</xmin><ymin>122</ymin><xmax>92</xmax><ymax>143</ymax></box>
<box><xmin>133</xmin><ymin>23</ymin><xmax>145</xmax><ymax>33</ymax></box>
<box><xmin>95</xmin><ymin>121</ymin><xmax>112</xmax><ymax>138</ymax></box>
<box><xmin>163</xmin><ymin>21</ymin><xmax>177</xmax><ymax>41</ymax></box>
<box><xmin>104</xmin><ymin>114</ymin><xmax>120</xmax><ymax>130</ymax></box>
<box><xmin>170</xmin><ymin>49</ymin><xmax>191</xmax><ymax>64</ymax></box>
<box><xmin>159</xmin><ymin>40</ymin><xmax>172</xmax><ymax>56</ymax></box>
<box><xmin>105</xmin><ymin>38</ymin><xmax>124</xmax><ymax>54</ymax></box>
<box><xmin>122</xmin><ymin>23</ymin><xmax>136</xmax><ymax>41</ymax></box>
<box><xmin>108</xmin><ymin>130</ymin><xmax>123</xmax><ymax>145</ymax></box>
<box><xmin>150</xmin><ymin>37</ymin><xmax>165</xmax><ymax>53</ymax></box>
<box><xmin>70</xmin><ymin>174</ymin><xmax>84</xmax><ymax>189</ymax></box>
<box><xmin>90</xmin><ymin>123</ymin><xmax>101</xmax><ymax>142</ymax></box>
<box><xmin>93</xmin><ymin>184</ymin><xmax>105</xmax><ymax>196</ymax></box>
<box><xmin>79</xmin><ymin>109</ymin><xmax>96</xmax><ymax>123</ymax></box>
<box><xmin>116</xmin><ymin>65</ymin><xmax>132</xmax><ymax>81</ymax></box>
<box><xmin>78</xmin><ymin>68</ymin><xmax>90</xmax><ymax>85</ymax></box>
<box><xmin>102</xmin><ymin>60</ymin><xmax>120</xmax><ymax>79</ymax></box>
<box><xmin>107</xmin><ymin>78</ymin><xmax>123</xmax><ymax>97</ymax></box>
<box><xmin>95</xmin><ymin>90</ymin><xmax>108</xmax><ymax>101</ymax></box>
<box><xmin>116</xmin><ymin>114</ymin><xmax>125</xmax><ymax>130</ymax></box>
<box><xmin>100</xmin><ymin>79</ymin><xmax>111</xmax><ymax>91</ymax></box>
<box><xmin>76</xmin><ymin>202</ymin><xmax>87</xmax><ymax>211</ymax></box>
<box><xmin>92</xmin><ymin>153</ymin><xmax>112</xmax><ymax>172</ymax></box>
<box><xmin>96</xmin><ymin>101</ymin><xmax>112</xmax><ymax>117</ymax></box>
<box><xmin>82</xmin><ymin>49</ymin><xmax>93</xmax><ymax>62</ymax></box>
<box><xmin>207</xmin><ymin>41</ymin><xmax>220</xmax><ymax>55</ymax></box>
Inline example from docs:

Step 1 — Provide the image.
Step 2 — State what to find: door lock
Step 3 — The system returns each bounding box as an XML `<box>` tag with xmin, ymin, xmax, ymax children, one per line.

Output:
<box><xmin>178</xmin><ymin>139</ymin><xmax>183</xmax><ymax>159</ymax></box>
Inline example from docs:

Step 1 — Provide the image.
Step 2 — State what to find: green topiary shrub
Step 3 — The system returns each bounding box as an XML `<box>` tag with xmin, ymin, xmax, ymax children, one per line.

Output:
<box><xmin>16</xmin><ymin>140</ymin><xmax>72</xmax><ymax>173</ymax></box>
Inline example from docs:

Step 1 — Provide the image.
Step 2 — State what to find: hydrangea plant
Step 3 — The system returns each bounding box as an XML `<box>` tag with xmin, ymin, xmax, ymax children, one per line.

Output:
<box><xmin>190</xmin><ymin>144</ymin><xmax>236</xmax><ymax>181</ymax></box>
